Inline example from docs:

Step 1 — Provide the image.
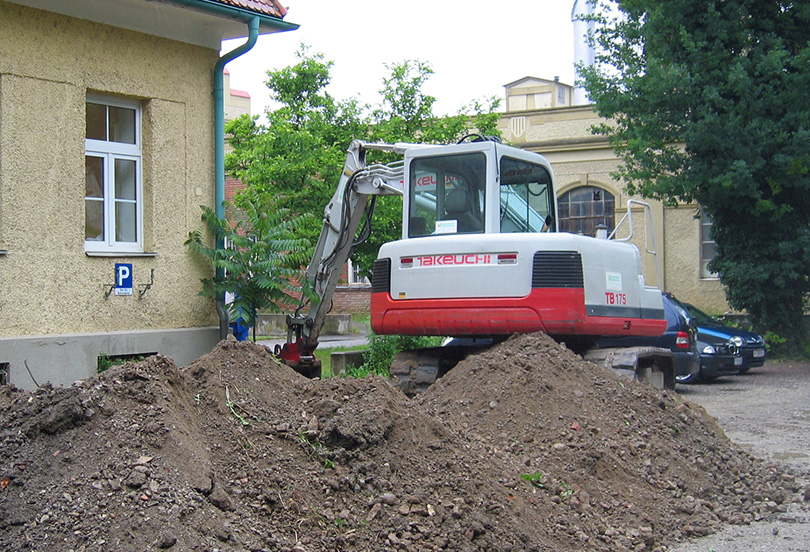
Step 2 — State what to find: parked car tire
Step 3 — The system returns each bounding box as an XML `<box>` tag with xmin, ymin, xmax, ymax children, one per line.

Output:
<box><xmin>675</xmin><ymin>371</ymin><xmax>700</xmax><ymax>384</ymax></box>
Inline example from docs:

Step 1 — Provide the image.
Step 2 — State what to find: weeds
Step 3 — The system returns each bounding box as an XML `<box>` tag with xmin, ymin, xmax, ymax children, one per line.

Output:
<box><xmin>225</xmin><ymin>386</ymin><xmax>250</xmax><ymax>426</ymax></box>
<box><xmin>97</xmin><ymin>352</ymin><xmax>152</xmax><ymax>373</ymax></box>
<box><xmin>763</xmin><ymin>330</ymin><xmax>787</xmax><ymax>352</ymax></box>
<box><xmin>522</xmin><ymin>472</ymin><xmax>575</xmax><ymax>499</ymax></box>
<box><xmin>297</xmin><ymin>432</ymin><xmax>335</xmax><ymax>469</ymax></box>
<box><xmin>351</xmin><ymin>333</ymin><xmax>443</xmax><ymax>378</ymax></box>
<box><xmin>521</xmin><ymin>471</ymin><xmax>547</xmax><ymax>489</ymax></box>
<box><xmin>559</xmin><ymin>481</ymin><xmax>574</xmax><ymax>498</ymax></box>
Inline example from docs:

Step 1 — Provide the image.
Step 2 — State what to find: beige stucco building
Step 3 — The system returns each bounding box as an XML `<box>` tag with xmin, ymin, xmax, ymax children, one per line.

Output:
<box><xmin>0</xmin><ymin>0</ymin><xmax>296</xmax><ymax>389</ymax></box>
<box><xmin>498</xmin><ymin>78</ymin><xmax>728</xmax><ymax>314</ymax></box>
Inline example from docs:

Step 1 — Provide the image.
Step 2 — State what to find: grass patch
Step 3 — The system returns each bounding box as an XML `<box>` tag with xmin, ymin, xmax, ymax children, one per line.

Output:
<box><xmin>315</xmin><ymin>345</ymin><xmax>368</xmax><ymax>378</ymax></box>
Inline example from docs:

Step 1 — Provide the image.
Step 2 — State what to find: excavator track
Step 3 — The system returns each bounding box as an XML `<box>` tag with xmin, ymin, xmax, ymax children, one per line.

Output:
<box><xmin>583</xmin><ymin>346</ymin><xmax>675</xmax><ymax>390</ymax></box>
<box><xmin>389</xmin><ymin>343</ymin><xmax>491</xmax><ymax>396</ymax></box>
<box><xmin>389</xmin><ymin>342</ymin><xmax>675</xmax><ymax>396</ymax></box>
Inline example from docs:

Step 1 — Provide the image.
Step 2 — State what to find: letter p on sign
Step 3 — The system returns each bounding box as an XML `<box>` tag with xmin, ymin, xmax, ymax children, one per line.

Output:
<box><xmin>115</xmin><ymin>263</ymin><xmax>133</xmax><ymax>296</ymax></box>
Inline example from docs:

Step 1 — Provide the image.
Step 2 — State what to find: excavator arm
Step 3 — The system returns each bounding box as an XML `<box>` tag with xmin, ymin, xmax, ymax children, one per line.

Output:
<box><xmin>275</xmin><ymin>140</ymin><xmax>410</xmax><ymax>375</ymax></box>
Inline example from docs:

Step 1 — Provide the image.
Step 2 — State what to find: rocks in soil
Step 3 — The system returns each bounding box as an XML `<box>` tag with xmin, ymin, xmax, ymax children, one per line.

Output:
<box><xmin>0</xmin><ymin>333</ymin><xmax>803</xmax><ymax>551</ymax></box>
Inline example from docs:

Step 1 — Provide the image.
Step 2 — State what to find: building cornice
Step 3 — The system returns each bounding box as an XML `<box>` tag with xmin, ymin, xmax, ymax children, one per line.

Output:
<box><xmin>3</xmin><ymin>0</ymin><xmax>298</xmax><ymax>48</ymax></box>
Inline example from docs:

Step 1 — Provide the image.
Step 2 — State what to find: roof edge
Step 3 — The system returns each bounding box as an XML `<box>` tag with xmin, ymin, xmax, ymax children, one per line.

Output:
<box><xmin>167</xmin><ymin>0</ymin><xmax>299</xmax><ymax>32</ymax></box>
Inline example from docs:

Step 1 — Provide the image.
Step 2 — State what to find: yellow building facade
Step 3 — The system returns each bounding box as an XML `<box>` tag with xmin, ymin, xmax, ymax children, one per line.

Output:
<box><xmin>0</xmin><ymin>0</ymin><xmax>294</xmax><ymax>389</ymax></box>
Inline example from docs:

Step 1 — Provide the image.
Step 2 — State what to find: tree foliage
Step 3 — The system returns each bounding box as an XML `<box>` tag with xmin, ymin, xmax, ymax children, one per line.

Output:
<box><xmin>225</xmin><ymin>47</ymin><xmax>501</xmax><ymax>279</ymax></box>
<box><xmin>185</xmin><ymin>188</ymin><xmax>312</xmax><ymax>340</ymax></box>
<box><xmin>225</xmin><ymin>48</ymin><xmax>365</xmax><ymax>252</ymax></box>
<box><xmin>579</xmin><ymin>0</ymin><xmax>810</xmax><ymax>349</ymax></box>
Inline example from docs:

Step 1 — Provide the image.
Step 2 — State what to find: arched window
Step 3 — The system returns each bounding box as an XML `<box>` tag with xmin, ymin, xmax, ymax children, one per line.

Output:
<box><xmin>557</xmin><ymin>186</ymin><xmax>615</xmax><ymax>236</ymax></box>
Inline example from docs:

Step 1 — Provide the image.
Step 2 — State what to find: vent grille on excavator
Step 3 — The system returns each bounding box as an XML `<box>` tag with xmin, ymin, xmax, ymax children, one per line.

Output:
<box><xmin>532</xmin><ymin>251</ymin><xmax>584</xmax><ymax>288</ymax></box>
<box><xmin>371</xmin><ymin>258</ymin><xmax>391</xmax><ymax>293</ymax></box>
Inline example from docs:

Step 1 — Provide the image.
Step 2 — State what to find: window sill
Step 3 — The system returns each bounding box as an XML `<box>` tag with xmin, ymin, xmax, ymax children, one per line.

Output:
<box><xmin>85</xmin><ymin>251</ymin><xmax>157</xmax><ymax>258</ymax></box>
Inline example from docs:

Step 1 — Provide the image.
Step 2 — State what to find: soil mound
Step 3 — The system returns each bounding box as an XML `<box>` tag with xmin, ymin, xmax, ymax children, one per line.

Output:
<box><xmin>0</xmin><ymin>333</ymin><xmax>801</xmax><ymax>552</ymax></box>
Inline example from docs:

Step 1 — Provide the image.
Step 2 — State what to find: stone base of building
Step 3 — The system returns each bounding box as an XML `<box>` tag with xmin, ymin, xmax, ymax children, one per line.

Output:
<box><xmin>0</xmin><ymin>327</ymin><xmax>220</xmax><ymax>391</ymax></box>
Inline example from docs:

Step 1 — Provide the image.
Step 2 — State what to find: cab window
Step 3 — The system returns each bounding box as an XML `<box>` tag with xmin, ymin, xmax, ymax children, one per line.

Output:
<box><xmin>499</xmin><ymin>157</ymin><xmax>554</xmax><ymax>233</ymax></box>
<box><xmin>408</xmin><ymin>153</ymin><xmax>486</xmax><ymax>237</ymax></box>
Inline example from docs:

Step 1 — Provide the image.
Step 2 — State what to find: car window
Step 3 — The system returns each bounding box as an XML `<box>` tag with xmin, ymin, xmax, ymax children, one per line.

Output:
<box><xmin>665</xmin><ymin>295</ymin><xmax>694</xmax><ymax>324</ymax></box>
<box><xmin>671</xmin><ymin>302</ymin><xmax>691</xmax><ymax>324</ymax></box>
<box><xmin>683</xmin><ymin>302</ymin><xmax>718</xmax><ymax>325</ymax></box>
<box><xmin>663</xmin><ymin>300</ymin><xmax>679</xmax><ymax>329</ymax></box>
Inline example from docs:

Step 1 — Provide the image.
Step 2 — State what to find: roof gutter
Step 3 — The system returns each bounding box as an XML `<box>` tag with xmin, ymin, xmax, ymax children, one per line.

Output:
<box><xmin>213</xmin><ymin>15</ymin><xmax>259</xmax><ymax>340</ymax></box>
<box><xmin>167</xmin><ymin>0</ymin><xmax>299</xmax><ymax>32</ymax></box>
<box><xmin>214</xmin><ymin>16</ymin><xmax>260</xmax><ymax>220</ymax></box>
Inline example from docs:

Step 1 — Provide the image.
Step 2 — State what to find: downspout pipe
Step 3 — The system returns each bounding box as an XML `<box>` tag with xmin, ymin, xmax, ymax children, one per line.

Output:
<box><xmin>213</xmin><ymin>15</ymin><xmax>260</xmax><ymax>340</ymax></box>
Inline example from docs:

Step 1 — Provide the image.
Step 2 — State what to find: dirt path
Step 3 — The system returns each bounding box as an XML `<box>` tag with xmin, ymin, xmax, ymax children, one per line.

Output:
<box><xmin>672</xmin><ymin>361</ymin><xmax>810</xmax><ymax>551</ymax></box>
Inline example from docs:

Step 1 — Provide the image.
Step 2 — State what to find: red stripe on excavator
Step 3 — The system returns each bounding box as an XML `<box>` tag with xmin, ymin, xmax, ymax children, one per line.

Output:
<box><xmin>370</xmin><ymin>288</ymin><xmax>666</xmax><ymax>337</ymax></box>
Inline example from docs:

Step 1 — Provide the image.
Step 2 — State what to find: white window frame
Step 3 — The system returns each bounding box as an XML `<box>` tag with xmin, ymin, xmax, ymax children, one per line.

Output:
<box><xmin>700</xmin><ymin>210</ymin><xmax>718</xmax><ymax>279</ymax></box>
<box><xmin>347</xmin><ymin>259</ymin><xmax>370</xmax><ymax>286</ymax></box>
<box><xmin>84</xmin><ymin>95</ymin><xmax>143</xmax><ymax>254</ymax></box>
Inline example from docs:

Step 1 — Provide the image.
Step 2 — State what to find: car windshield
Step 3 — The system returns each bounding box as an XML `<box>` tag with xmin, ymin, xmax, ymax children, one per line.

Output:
<box><xmin>682</xmin><ymin>301</ymin><xmax>720</xmax><ymax>325</ymax></box>
<box><xmin>665</xmin><ymin>294</ymin><xmax>699</xmax><ymax>325</ymax></box>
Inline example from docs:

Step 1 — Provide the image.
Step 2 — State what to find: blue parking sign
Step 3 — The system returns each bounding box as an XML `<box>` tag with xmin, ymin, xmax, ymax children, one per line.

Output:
<box><xmin>115</xmin><ymin>263</ymin><xmax>133</xmax><ymax>296</ymax></box>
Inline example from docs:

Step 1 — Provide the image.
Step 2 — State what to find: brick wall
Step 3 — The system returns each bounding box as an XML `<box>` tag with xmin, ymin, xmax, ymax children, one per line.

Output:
<box><xmin>331</xmin><ymin>286</ymin><xmax>371</xmax><ymax>314</ymax></box>
<box><xmin>225</xmin><ymin>175</ymin><xmax>242</xmax><ymax>203</ymax></box>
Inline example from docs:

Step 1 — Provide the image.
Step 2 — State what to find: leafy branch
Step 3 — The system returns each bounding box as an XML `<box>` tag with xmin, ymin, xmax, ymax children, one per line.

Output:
<box><xmin>185</xmin><ymin>187</ymin><xmax>313</xmax><ymax>340</ymax></box>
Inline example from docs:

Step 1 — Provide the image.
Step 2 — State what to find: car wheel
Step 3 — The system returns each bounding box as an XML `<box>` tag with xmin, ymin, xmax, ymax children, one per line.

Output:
<box><xmin>676</xmin><ymin>372</ymin><xmax>700</xmax><ymax>384</ymax></box>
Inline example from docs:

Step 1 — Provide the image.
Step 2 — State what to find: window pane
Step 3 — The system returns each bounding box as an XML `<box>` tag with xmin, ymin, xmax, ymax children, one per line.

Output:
<box><xmin>115</xmin><ymin>201</ymin><xmax>137</xmax><ymax>242</ymax></box>
<box><xmin>86</xmin><ymin>103</ymin><xmax>107</xmax><ymax>140</ymax></box>
<box><xmin>558</xmin><ymin>185</ymin><xmax>615</xmax><ymax>236</ymax></box>
<box><xmin>115</xmin><ymin>159</ymin><xmax>136</xmax><ymax>200</ymax></box>
<box><xmin>701</xmin><ymin>221</ymin><xmax>713</xmax><ymax>241</ymax></box>
<box><xmin>499</xmin><ymin>157</ymin><xmax>553</xmax><ymax>233</ymax></box>
<box><xmin>85</xmin><ymin>156</ymin><xmax>105</xmax><ymax>241</ymax></box>
<box><xmin>109</xmin><ymin>106</ymin><xmax>136</xmax><ymax>144</ymax></box>
<box><xmin>85</xmin><ymin>199</ymin><xmax>104</xmax><ymax>241</ymax></box>
<box><xmin>85</xmin><ymin>156</ymin><xmax>104</xmax><ymax>198</ymax></box>
<box><xmin>85</xmin><ymin>97</ymin><xmax>142</xmax><ymax>251</ymax></box>
<box><xmin>409</xmin><ymin>153</ymin><xmax>486</xmax><ymax>236</ymax></box>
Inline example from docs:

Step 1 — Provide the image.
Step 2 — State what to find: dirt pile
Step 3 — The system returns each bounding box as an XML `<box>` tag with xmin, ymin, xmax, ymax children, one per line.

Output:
<box><xmin>0</xmin><ymin>333</ymin><xmax>803</xmax><ymax>552</ymax></box>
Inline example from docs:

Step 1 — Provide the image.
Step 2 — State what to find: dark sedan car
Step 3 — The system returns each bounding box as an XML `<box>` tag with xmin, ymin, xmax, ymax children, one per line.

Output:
<box><xmin>671</xmin><ymin>298</ymin><xmax>767</xmax><ymax>379</ymax></box>
<box><xmin>596</xmin><ymin>292</ymin><xmax>701</xmax><ymax>384</ymax></box>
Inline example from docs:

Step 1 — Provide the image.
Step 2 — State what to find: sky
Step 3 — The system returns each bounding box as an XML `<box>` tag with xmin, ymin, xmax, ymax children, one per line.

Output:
<box><xmin>221</xmin><ymin>1</ymin><xmax>581</xmax><ymax>118</ymax></box>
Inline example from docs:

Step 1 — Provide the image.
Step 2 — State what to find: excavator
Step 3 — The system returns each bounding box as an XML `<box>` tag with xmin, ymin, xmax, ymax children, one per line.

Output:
<box><xmin>275</xmin><ymin>136</ymin><xmax>674</xmax><ymax>392</ymax></box>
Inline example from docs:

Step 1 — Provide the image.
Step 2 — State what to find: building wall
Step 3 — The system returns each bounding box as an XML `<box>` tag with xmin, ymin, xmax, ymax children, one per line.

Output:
<box><xmin>0</xmin><ymin>2</ymin><xmax>221</xmax><ymax>388</ymax></box>
<box><xmin>662</xmin><ymin>206</ymin><xmax>727</xmax><ymax>313</ymax></box>
<box><xmin>497</xmin><ymin>103</ymin><xmax>728</xmax><ymax>312</ymax></box>
<box><xmin>223</xmin><ymin>69</ymin><xmax>251</xmax><ymax>122</ymax></box>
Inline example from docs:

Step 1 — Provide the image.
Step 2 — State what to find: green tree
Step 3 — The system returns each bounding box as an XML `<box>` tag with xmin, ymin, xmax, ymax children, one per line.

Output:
<box><xmin>579</xmin><ymin>0</ymin><xmax>810</xmax><ymax>351</ymax></box>
<box><xmin>225</xmin><ymin>48</ymin><xmax>501</xmax><ymax>278</ymax></box>
<box><xmin>225</xmin><ymin>47</ymin><xmax>366</xmax><ymax>250</ymax></box>
<box><xmin>185</xmin><ymin>188</ymin><xmax>312</xmax><ymax>341</ymax></box>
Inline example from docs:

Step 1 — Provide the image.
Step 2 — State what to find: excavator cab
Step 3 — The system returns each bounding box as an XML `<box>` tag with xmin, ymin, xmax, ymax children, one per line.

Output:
<box><xmin>404</xmin><ymin>141</ymin><xmax>557</xmax><ymax>238</ymax></box>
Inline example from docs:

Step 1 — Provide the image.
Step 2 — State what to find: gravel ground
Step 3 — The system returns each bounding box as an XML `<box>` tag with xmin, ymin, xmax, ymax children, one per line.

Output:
<box><xmin>671</xmin><ymin>360</ymin><xmax>810</xmax><ymax>552</ymax></box>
